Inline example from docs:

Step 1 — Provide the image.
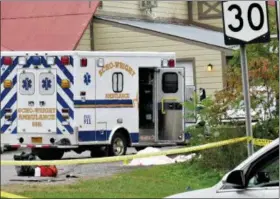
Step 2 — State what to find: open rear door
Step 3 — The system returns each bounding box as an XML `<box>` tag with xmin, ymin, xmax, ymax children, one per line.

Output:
<box><xmin>156</xmin><ymin>67</ymin><xmax>185</xmax><ymax>142</ymax></box>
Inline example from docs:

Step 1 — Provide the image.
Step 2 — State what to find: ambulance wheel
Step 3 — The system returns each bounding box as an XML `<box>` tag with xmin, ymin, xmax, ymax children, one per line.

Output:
<box><xmin>108</xmin><ymin>132</ymin><xmax>127</xmax><ymax>156</ymax></box>
<box><xmin>32</xmin><ymin>148</ymin><xmax>64</xmax><ymax>160</ymax></box>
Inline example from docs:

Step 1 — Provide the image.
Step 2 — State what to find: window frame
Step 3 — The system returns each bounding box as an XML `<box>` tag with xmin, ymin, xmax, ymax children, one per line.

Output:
<box><xmin>112</xmin><ymin>72</ymin><xmax>124</xmax><ymax>93</ymax></box>
<box><xmin>245</xmin><ymin>146</ymin><xmax>279</xmax><ymax>188</ymax></box>
<box><xmin>162</xmin><ymin>72</ymin><xmax>179</xmax><ymax>93</ymax></box>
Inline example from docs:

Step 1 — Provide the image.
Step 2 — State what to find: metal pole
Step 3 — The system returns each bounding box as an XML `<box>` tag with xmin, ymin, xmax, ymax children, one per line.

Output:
<box><xmin>277</xmin><ymin>1</ymin><xmax>280</xmax><ymax>142</ymax></box>
<box><xmin>240</xmin><ymin>44</ymin><xmax>254</xmax><ymax>156</ymax></box>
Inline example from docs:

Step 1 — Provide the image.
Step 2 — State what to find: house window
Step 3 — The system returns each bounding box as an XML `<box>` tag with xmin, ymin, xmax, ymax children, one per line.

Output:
<box><xmin>112</xmin><ymin>72</ymin><xmax>123</xmax><ymax>93</ymax></box>
<box><xmin>198</xmin><ymin>1</ymin><xmax>222</xmax><ymax>20</ymax></box>
<box><xmin>162</xmin><ymin>72</ymin><xmax>178</xmax><ymax>93</ymax></box>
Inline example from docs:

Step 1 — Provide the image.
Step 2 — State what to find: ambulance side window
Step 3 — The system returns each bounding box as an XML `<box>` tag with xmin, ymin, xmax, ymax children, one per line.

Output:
<box><xmin>162</xmin><ymin>72</ymin><xmax>178</xmax><ymax>93</ymax></box>
<box><xmin>19</xmin><ymin>72</ymin><xmax>35</xmax><ymax>95</ymax></box>
<box><xmin>112</xmin><ymin>72</ymin><xmax>123</xmax><ymax>93</ymax></box>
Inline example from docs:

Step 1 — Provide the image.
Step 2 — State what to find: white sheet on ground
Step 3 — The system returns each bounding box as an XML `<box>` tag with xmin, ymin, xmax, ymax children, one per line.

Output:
<box><xmin>127</xmin><ymin>147</ymin><xmax>196</xmax><ymax>166</ymax></box>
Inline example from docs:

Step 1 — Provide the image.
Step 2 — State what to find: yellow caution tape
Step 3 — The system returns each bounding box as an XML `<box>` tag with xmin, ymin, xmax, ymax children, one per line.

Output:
<box><xmin>1</xmin><ymin>191</ymin><xmax>29</xmax><ymax>198</ymax></box>
<box><xmin>0</xmin><ymin>137</ymin><xmax>248</xmax><ymax>166</ymax></box>
<box><xmin>0</xmin><ymin>137</ymin><xmax>273</xmax><ymax>166</ymax></box>
<box><xmin>253</xmin><ymin>138</ymin><xmax>273</xmax><ymax>147</ymax></box>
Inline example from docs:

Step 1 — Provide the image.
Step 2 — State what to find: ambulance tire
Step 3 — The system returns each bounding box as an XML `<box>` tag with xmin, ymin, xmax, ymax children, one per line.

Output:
<box><xmin>108</xmin><ymin>132</ymin><xmax>127</xmax><ymax>156</ymax></box>
<box><xmin>32</xmin><ymin>148</ymin><xmax>64</xmax><ymax>160</ymax></box>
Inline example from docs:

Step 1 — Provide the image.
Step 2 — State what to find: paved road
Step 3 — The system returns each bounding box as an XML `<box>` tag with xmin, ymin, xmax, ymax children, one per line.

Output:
<box><xmin>0</xmin><ymin>147</ymin><xmax>139</xmax><ymax>185</ymax></box>
<box><xmin>1</xmin><ymin>146</ymin><xmax>179</xmax><ymax>185</ymax></box>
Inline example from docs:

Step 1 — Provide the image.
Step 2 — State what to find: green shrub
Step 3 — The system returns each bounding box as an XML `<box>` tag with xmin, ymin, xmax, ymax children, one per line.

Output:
<box><xmin>187</xmin><ymin>125</ymin><xmax>248</xmax><ymax>171</ymax></box>
<box><xmin>253</xmin><ymin>117</ymin><xmax>279</xmax><ymax>140</ymax></box>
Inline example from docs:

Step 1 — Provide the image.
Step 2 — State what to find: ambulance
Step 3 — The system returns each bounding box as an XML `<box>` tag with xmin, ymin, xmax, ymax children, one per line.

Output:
<box><xmin>0</xmin><ymin>51</ymin><xmax>191</xmax><ymax>160</ymax></box>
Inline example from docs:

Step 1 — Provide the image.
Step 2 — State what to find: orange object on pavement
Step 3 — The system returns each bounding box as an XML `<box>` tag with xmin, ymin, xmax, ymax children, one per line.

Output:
<box><xmin>39</xmin><ymin>165</ymin><xmax>58</xmax><ymax>177</ymax></box>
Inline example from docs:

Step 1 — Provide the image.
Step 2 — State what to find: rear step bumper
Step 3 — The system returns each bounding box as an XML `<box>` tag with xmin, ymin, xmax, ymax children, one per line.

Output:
<box><xmin>4</xmin><ymin>144</ymin><xmax>78</xmax><ymax>149</ymax></box>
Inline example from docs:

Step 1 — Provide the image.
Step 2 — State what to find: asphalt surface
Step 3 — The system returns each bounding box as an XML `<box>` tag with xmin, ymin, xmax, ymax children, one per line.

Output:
<box><xmin>1</xmin><ymin>146</ymin><xmax>179</xmax><ymax>186</ymax></box>
<box><xmin>0</xmin><ymin>147</ymin><xmax>139</xmax><ymax>185</ymax></box>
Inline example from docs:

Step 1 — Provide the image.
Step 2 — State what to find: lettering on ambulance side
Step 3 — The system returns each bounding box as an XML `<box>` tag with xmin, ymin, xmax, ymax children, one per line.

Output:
<box><xmin>98</xmin><ymin>62</ymin><xmax>136</xmax><ymax>77</ymax></box>
<box><xmin>105</xmin><ymin>93</ymin><xmax>130</xmax><ymax>99</ymax></box>
<box><xmin>18</xmin><ymin>108</ymin><xmax>56</xmax><ymax>127</ymax></box>
<box><xmin>84</xmin><ymin>115</ymin><xmax>92</xmax><ymax>125</ymax></box>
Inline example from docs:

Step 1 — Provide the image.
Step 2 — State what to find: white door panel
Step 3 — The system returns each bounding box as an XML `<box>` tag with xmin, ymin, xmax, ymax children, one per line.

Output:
<box><xmin>17</xmin><ymin>69</ymin><xmax>37</xmax><ymax>133</ymax></box>
<box><xmin>17</xmin><ymin>68</ymin><xmax>57</xmax><ymax>134</ymax></box>
<box><xmin>37</xmin><ymin>69</ymin><xmax>57</xmax><ymax>133</ymax></box>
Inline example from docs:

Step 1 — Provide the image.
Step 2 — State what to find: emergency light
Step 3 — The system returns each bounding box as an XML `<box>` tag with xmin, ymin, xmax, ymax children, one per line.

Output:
<box><xmin>31</xmin><ymin>56</ymin><xmax>41</xmax><ymax>65</ymax></box>
<box><xmin>3</xmin><ymin>56</ymin><xmax>13</xmax><ymax>65</ymax></box>
<box><xmin>47</xmin><ymin>56</ymin><xmax>55</xmax><ymax>65</ymax></box>
<box><xmin>161</xmin><ymin>59</ymin><xmax>168</xmax><ymax>67</ymax></box>
<box><xmin>80</xmin><ymin>58</ymin><xmax>87</xmax><ymax>67</ymax></box>
<box><xmin>97</xmin><ymin>58</ymin><xmax>104</xmax><ymax>67</ymax></box>
<box><xmin>168</xmin><ymin>59</ymin><xmax>175</xmax><ymax>67</ymax></box>
<box><xmin>61</xmin><ymin>79</ymin><xmax>70</xmax><ymax>89</ymax></box>
<box><xmin>61</xmin><ymin>56</ymin><xmax>70</xmax><ymax>65</ymax></box>
<box><xmin>161</xmin><ymin>59</ymin><xmax>175</xmax><ymax>67</ymax></box>
<box><xmin>4</xmin><ymin>80</ymin><xmax>13</xmax><ymax>88</ymax></box>
<box><xmin>18</xmin><ymin>57</ymin><xmax>27</xmax><ymax>65</ymax></box>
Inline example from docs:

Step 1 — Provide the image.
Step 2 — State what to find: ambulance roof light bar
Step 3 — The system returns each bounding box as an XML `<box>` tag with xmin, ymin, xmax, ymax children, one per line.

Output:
<box><xmin>2</xmin><ymin>56</ymin><xmax>13</xmax><ymax>65</ymax></box>
<box><xmin>18</xmin><ymin>57</ymin><xmax>27</xmax><ymax>65</ymax></box>
<box><xmin>47</xmin><ymin>56</ymin><xmax>55</xmax><ymax>65</ymax></box>
<box><xmin>61</xmin><ymin>56</ymin><xmax>70</xmax><ymax>65</ymax></box>
<box><xmin>161</xmin><ymin>59</ymin><xmax>175</xmax><ymax>67</ymax></box>
<box><xmin>81</xmin><ymin>58</ymin><xmax>87</xmax><ymax>67</ymax></box>
<box><xmin>168</xmin><ymin>59</ymin><xmax>175</xmax><ymax>67</ymax></box>
<box><xmin>97</xmin><ymin>58</ymin><xmax>104</xmax><ymax>67</ymax></box>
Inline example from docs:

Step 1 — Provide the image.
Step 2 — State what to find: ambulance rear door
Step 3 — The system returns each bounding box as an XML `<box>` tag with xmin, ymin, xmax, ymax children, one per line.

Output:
<box><xmin>17</xmin><ymin>68</ymin><xmax>57</xmax><ymax>134</ymax></box>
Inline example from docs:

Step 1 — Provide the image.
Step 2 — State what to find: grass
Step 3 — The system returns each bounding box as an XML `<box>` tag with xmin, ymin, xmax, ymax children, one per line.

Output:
<box><xmin>1</xmin><ymin>161</ymin><xmax>225</xmax><ymax>198</ymax></box>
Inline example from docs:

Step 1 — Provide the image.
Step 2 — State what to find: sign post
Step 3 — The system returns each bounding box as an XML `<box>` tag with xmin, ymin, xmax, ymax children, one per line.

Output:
<box><xmin>276</xmin><ymin>1</ymin><xmax>280</xmax><ymax>140</ymax></box>
<box><xmin>222</xmin><ymin>1</ymin><xmax>271</xmax><ymax>157</ymax></box>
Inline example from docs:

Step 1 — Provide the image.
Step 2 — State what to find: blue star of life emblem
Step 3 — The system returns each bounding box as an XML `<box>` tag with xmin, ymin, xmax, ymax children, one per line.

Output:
<box><xmin>22</xmin><ymin>78</ymin><xmax>32</xmax><ymax>91</ymax></box>
<box><xmin>42</xmin><ymin>77</ymin><xmax>52</xmax><ymax>90</ymax></box>
<box><xmin>84</xmin><ymin>72</ymin><xmax>91</xmax><ymax>85</ymax></box>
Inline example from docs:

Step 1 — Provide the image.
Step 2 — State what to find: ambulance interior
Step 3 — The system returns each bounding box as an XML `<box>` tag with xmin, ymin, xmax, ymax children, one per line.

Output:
<box><xmin>138</xmin><ymin>68</ymin><xmax>155</xmax><ymax>142</ymax></box>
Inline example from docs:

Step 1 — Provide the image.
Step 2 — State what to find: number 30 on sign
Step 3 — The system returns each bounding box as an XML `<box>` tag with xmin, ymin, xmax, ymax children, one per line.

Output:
<box><xmin>222</xmin><ymin>1</ymin><xmax>270</xmax><ymax>45</ymax></box>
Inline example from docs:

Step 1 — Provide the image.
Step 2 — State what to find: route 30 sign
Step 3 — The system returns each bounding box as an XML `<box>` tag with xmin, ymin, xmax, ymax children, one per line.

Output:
<box><xmin>222</xmin><ymin>1</ymin><xmax>270</xmax><ymax>45</ymax></box>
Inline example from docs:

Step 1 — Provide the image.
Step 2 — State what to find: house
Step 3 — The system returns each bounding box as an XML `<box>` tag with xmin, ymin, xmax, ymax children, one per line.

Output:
<box><xmin>1</xmin><ymin>1</ymin><xmax>277</xmax><ymax>97</ymax></box>
<box><xmin>78</xmin><ymin>1</ymin><xmax>235</xmax><ymax>96</ymax></box>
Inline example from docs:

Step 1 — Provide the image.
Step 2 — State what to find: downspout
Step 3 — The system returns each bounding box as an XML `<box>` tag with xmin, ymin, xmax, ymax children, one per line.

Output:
<box><xmin>90</xmin><ymin>17</ymin><xmax>95</xmax><ymax>51</ymax></box>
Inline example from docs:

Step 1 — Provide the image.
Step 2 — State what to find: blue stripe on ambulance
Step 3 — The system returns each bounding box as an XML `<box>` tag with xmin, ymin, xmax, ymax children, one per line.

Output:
<box><xmin>56</xmin><ymin>75</ymin><xmax>74</xmax><ymax>101</ymax></box>
<box><xmin>0</xmin><ymin>93</ymin><xmax>17</xmax><ymax>120</ymax></box>
<box><xmin>1</xmin><ymin>110</ymin><xmax>17</xmax><ymax>133</ymax></box>
<box><xmin>55</xmin><ymin>57</ymin><xmax>73</xmax><ymax>83</ymax></box>
<box><xmin>54</xmin><ymin>56</ymin><xmax>74</xmax><ymax>135</ymax></box>
<box><xmin>0</xmin><ymin>76</ymin><xmax>17</xmax><ymax>102</ymax></box>
<box><xmin>57</xmin><ymin>94</ymin><xmax>74</xmax><ymax>119</ymax></box>
<box><xmin>0</xmin><ymin>57</ymin><xmax>18</xmax><ymax>84</ymax></box>
<box><xmin>56</xmin><ymin>111</ymin><xmax>74</xmax><ymax>134</ymax></box>
<box><xmin>78</xmin><ymin>131</ymin><xmax>139</xmax><ymax>143</ymax></box>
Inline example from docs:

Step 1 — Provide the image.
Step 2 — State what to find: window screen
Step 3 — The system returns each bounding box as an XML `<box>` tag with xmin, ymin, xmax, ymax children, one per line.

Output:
<box><xmin>112</xmin><ymin>72</ymin><xmax>123</xmax><ymax>93</ymax></box>
<box><xmin>19</xmin><ymin>72</ymin><xmax>35</xmax><ymax>95</ymax></box>
<box><xmin>162</xmin><ymin>72</ymin><xmax>178</xmax><ymax>93</ymax></box>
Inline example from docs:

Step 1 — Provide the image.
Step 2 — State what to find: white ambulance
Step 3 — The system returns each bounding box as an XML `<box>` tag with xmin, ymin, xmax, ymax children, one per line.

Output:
<box><xmin>0</xmin><ymin>51</ymin><xmax>190</xmax><ymax>160</ymax></box>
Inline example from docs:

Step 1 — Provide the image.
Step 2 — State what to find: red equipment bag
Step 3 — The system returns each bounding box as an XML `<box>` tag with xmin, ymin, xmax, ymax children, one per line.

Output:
<box><xmin>39</xmin><ymin>165</ymin><xmax>58</xmax><ymax>177</ymax></box>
